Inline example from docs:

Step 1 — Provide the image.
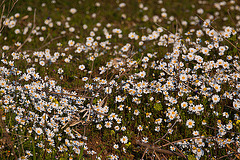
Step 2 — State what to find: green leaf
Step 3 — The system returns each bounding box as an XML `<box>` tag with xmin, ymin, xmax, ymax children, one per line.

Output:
<box><xmin>228</xmin><ymin>35</ymin><xmax>236</xmax><ymax>42</ymax></box>
<box><xmin>188</xmin><ymin>154</ymin><xmax>196</xmax><ymax>160</ymax></box>
<box><xmin>97</xmin><ymin>147</ymin><xmax>106</xmax><ymax>157</ymax></box>
<box><xmin>233</xmin><ymin>47</ymin><xmax>238</xmax><ymax>54</ymax></box>
<box><xmin>79</xmin><ymin>146</ymin><xmax>84</xmax><ymax>160</ymax></box>
<box><xmin>154</xmin><ymin>103</ymin><xmax>163</xmax><ymax>111</ymax></box>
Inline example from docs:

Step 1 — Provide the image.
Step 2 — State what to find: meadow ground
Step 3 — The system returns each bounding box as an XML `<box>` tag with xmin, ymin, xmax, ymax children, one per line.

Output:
<box><xmin>0</xmin><ymin>0</ymin><xmax>240</xmax><ymax>159</ymax></box>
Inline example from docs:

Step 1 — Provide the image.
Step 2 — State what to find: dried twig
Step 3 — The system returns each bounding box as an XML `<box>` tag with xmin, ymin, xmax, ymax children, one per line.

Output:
<box><xmin>225</xmin><ymin>105</ymin><xmax>240</xmax><ymax>113</ymax></box>
<box><xmin>160</xmin><ymin>119</ymin><xmax>178</xmax><ymax>140</ymax></box>
<box><xmin>141</xmin><ymin>148</ymin><xmax>148</xmax><ymax>160</ymax></box>
<box><xmin>217</xmin><ymin>152</ymin><xmax>240</xmax><ymax>160</ymax></box>
<box><xmin>16</xmin><ymin>8</ymin><xmax>36</xmax><ymax>52</ymax></box>
<box><xmin>161</xmin><ymin>153</ymin><xmax>168</xmax><ymax>160</ymax></box>
<box><xmin>0</xmin><ymin>0</ymin><xmax>6</xmax><ymax>8</ymax></box>
<box><xmin>5</xmin><ymin>0</ymin><xmax>18</xmax><ymax>20</ymax></box>
<box><xmin>197</xmin><ymin>15</ymin><xmax>240</xmax><ymax>54</ymax></box>
<box><xmin>38</xmin><ymin>35</ymin><xmax>65</xmax><ymax>50</ymax></box>
<box><xmin>226</xmin><ymin>144</ymin><xmax>240</xmax><ymax>159</ymax></box>
<box><xmin>161</xmin><ymin>136</ymin><xmax>216</xmax><ymax>148</ymax></box>
<box><xmin>156</xmin><ymin>138</ymin><xmax>187</xmax><ymax>159</ymax></box>
<box><xmin>136</xmin><ymin>140</ymin><xmax>185</xmax><ymax>158</ymax></box>
<box><xmin>153</xmin><ymin>150</ymin><xmax>161</xmax><ymax>160</ymax></box>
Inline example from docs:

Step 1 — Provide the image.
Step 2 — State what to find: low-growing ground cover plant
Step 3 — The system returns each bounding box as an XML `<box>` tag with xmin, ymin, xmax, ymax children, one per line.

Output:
<box><xmin>0</xmin><ymin>0</ymin><xmax>240</xmax><ymax>159</ymax></box>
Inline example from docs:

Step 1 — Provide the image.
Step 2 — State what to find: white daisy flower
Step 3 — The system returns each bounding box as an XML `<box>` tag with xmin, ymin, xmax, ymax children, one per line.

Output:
<box><xmin>186</xmin><ymin>119</ymin><xmax>195</xmax><ymax>128</ymax></box>
<box><xmin>120</xmin><ymin>136</ymin><xmax>128</xmax><ymax>144</ymax></box>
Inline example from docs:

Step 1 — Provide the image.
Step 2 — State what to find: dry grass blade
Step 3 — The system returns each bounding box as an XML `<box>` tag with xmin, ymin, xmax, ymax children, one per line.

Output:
<box><xmin>160</xmin><ymin>120</ymin><xmax>178</xmax><ymax>140</ymax></box>
<box><xmin>16</xmin><ymin>8</ymin><xmax>36</xmax><ymax>52</ymax></box>
<box><xmin>38</xmin><ymin>35</ymin><xmax>65</xmax><ymax>50</ymax></box>
<box><xmin>87</xmin><ymin>108</ymin><xmax>91</xmax><ymax>121</ymax></box>
<box><xmin>79</xmin><ymin>109</ymin><xmax>88</xmax><ymax>113</ymax></box>
<box><xmin>225</xmin><ymin>105</ymin><xmax>240</xmax><ymax>113</ymax></box>
<box><xmin>197</xmin><ymin>15</ymin><xmax>240</xmax><ymax>54</ymax></box>
<box><xmin>92</xmin><ymin>109</ymin><xmax>108</xmax><ymax>116</ymax></box>
<box><xmin>6</xmin><ymin>0</ymin><xmax>18</xmax><ymax>18</ymax></box>
<box><xmin>72</xmin><ymin>115</ymin><xmax>80</xmax><ymax>120</ymax></box>
<box><xmin>217</xmin><ymin>153</ymin><xmax>240</xmax><ymax>160</ymax></box>
<box><xmin>82</xmin><ymin>110</ymin><xmax>89</xmax><ymax>118</ymax></box>
<box><xmin>0</xmin><ymin>4</ymin><xmax>5</xmax><ymax>31</ymax></box>
<box><xmin>0</xmin><ymin>0</ymin><xmax>18</xmax><ymax>33</ymax></box>
<box><xmin>0</xmin><ymin>0</ymin><xmax>6</xmax><ymax>8</ymax></box>
<box><xmin>89</xmin><ymin>96</ymin><xmax>108</xmax><ymax>116</ymax></box>
<box><xmin>157</xmin><ymin>138</ymin><xmax>187</xmax><ymax>159</ymax></box>
<box><xmin>153</xmin><ymin>150</ymin><xmax>161</xmax><ymax>160</ymax></box>
<box><xmin>226</xmin><ymin>144</ymin><xmax>240</xmax><ymax>159</ymax></box>
<box><xmin>99</xmin><ymin>97</ymin><xmax>107</xmax><ymax>108</ymax></box>
<box><xmin>69</xmin><ymin>120</ymin><xmax>86</xmax><ymax>127</ymax></box>
<box><xmin>21</xmin><ymin>15</ymin><xmax>29</xmax><ymax>20</ymax></box>
<box><xmin>141</xmin><ymin>148</ymin><xmax>148</xmax><ymax>160</ymax></box>
<box><xmin>62</xmin><ymin>115</ymin><xmax>88</xmax><ymax>129</ymax></box>
<box><xmin>72</xmin><ymin>129</ymin><xmax>81</xmax><ymax>135</ymax></box>
<box><xmin>61</xmin><ymin>121</ymin><xmax>69</xmax><ymax>129</ymax></box>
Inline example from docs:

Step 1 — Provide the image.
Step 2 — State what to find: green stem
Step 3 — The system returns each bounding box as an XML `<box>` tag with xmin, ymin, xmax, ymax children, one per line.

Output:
<box><xmin>97</xmin><ymin>147</ymin><xmax>106</xmax><ymax>158</ymax></box>
<box><xmin>32</xmin><ymin>137</ymin><xmax>36</xmax><ymax>160</ymax></box>
<box><xmin>78</xmin><ymin>146</ymin><xmax>84</xmax><ymax>160</ymax></box>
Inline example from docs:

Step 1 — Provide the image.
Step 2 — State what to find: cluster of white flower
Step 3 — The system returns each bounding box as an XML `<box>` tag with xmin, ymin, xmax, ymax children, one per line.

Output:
<box><xmin>1</xmin><ymin>0</ymin><xmax>240</xmax><ymax>159</ymax></box>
